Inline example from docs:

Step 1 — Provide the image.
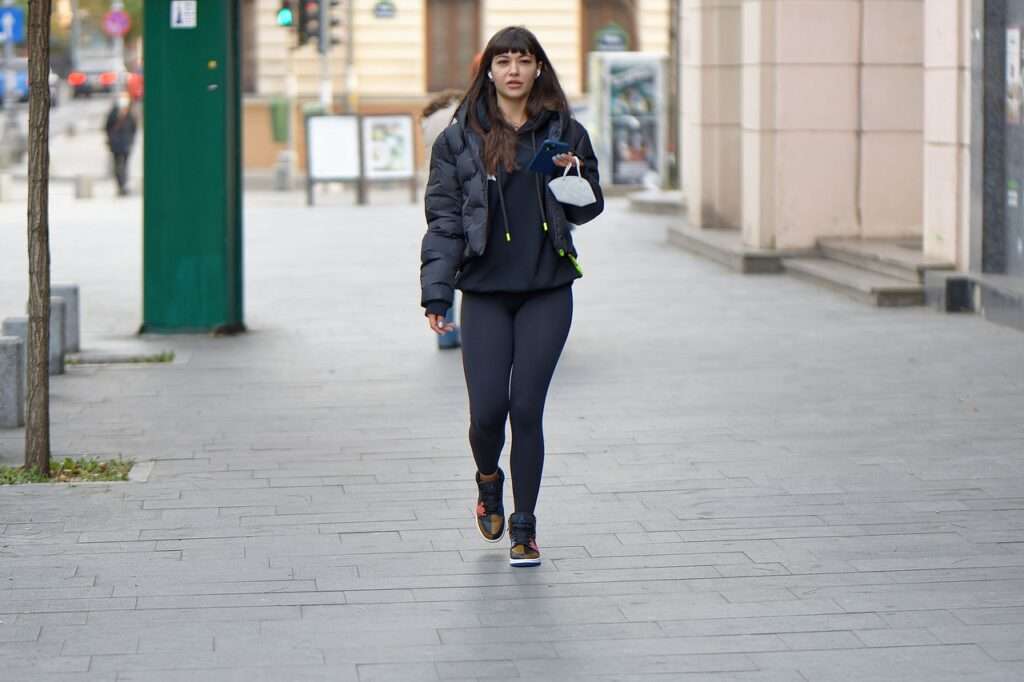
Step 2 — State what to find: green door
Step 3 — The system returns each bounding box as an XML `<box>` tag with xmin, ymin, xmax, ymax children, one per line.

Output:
<box><xmin>143</xmin><ymin>0</ymin><xmax>243</xmax><ymax>333</ymax></box>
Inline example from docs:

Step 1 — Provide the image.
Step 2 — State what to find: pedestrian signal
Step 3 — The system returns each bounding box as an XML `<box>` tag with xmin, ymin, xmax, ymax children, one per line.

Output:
<box><xmin>276</xmin><ymin>1</ymin><xmax>294</xmax><ymax>27</ymax></box>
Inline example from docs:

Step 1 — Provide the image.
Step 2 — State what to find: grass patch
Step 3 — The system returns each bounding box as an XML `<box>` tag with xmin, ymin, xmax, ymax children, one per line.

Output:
<box><xmin>138</xmin><ymin>352</ymin><xmax>175</xmax><ymax>364</ymax></box>
<box><xmin>0</xmin><ymin>457</ymin><xmax>135</xmax><ymax>485</ymax></box>
<box><xmin>66</xmin><ymin>351</ymin><xmax>175</xmax><ymax>366</ymax></box>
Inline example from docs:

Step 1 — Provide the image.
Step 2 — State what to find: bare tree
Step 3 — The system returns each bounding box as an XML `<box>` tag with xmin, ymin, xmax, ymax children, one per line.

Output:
<box><xmin>25</xmin><ymin>0</ymin><xmax>53</xmax><ymax>475</ymax></box>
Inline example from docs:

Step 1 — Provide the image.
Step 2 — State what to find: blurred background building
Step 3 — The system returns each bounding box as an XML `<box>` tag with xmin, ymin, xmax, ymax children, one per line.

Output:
<box><xmin>672</xmin><ymin>1</ymin><xmax>1020</xmax><ymax>329</ymax></box>
<box><xmin>7</xmin><ymin>0</ymin><xmax>1018</xmax><ymax>326</ymax></box>
<box><xmin>240</xmin><ymin>0</ymin><xmax>673</xmax><ymax>176</ymax></box>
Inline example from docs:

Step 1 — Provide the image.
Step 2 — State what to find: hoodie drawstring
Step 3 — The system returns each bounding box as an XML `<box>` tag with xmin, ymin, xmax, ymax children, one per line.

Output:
<box><xmin>496</xmin><ymin>172</ymin><xmax>512</xmax><ymax>243</ymax></box>
<box><xmin>532</xmin><ymin>131</ymin><xmax>549</xmax><ymax>234</ymax></box>
<box><xmin>495</xmin><ymin>128</ymin><xmax>582</xmax><ymax>276</ymax></box>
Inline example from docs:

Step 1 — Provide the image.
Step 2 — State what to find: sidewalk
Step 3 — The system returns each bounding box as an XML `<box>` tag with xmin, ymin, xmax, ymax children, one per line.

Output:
<box><xmin>1</xmin><ymin>188</ymin><xmax>1023</xmax><ymax>681</ymax></box>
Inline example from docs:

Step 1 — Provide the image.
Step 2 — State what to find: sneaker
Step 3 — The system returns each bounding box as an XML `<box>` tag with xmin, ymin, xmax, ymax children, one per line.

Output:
<box><xmin>475</xmin><ymin>468</ymin><xmax>505</xmax><ymax>543</ymax></box>
<box><xmin>509</xmin><ymin>512</ymin><xmax>541</xmax><ymax>567</ymax></box>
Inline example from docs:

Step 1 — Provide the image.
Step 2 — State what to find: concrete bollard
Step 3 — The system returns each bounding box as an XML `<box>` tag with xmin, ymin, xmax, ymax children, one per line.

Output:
<box><xmin>48</xmin><ymin>298</ymin><xmax>66</xmax><ymax>375</ymax></box>
<box><xmin>8</xmin><ymin>302</ymin><xmax>66</xmax><ymax>377</ymax></box>
<box><xmin>21</xmin><ymin>303</ymin><xmax>67</xmax><ymax>375</ymax></box>
<box><xmin>0</xmin><ymin>337</ymin><xmax>25</xmax><ymax>428</ymax></box>
<box><xmin>1</xmin><ymin>317</ymin><xmax>28</xmax><ymax>384</ymax></box>
<box><xmin>51</xmin><ymin>284</ymin><xmax>80</xmax><ymax>353</ymax></box>
<box><xmin>74</xmin><ymin>175</ymin><xmax>94</xmax><ymax>199</ymax></box>
<box><xmin>0</xmin><ymin>172</ymin><xmax>12</xmax><ymax>202</ymax></box>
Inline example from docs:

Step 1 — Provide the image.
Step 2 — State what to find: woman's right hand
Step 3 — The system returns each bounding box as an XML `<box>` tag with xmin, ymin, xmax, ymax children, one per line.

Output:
<box><xmin>427</xmin><ymin>314</ymin><xmax>455</xmax><ymax>335</ymax></box>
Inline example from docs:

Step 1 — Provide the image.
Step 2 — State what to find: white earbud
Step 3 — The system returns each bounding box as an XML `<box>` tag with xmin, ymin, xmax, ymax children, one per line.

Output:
<box><xmin>487</xmin><ymin>72</ymin><xmax>493</xmax><ymax>81</ymax></box>
<box><xmin>536</xmin><ymin>70</ymin><xmax>541</xmax><ymax>78</ymax></box>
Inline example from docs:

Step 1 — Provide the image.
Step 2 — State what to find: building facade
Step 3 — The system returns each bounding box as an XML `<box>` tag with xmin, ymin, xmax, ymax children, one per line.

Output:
<box><xmin>242</xmin><ymin>0</ymin><xmax>673</xmax><ymax>174</ymax></box>
<box><xmin>676</xmin><ymin>0</ymin><xmax>1021</xmax><ymax>328</ymax></box>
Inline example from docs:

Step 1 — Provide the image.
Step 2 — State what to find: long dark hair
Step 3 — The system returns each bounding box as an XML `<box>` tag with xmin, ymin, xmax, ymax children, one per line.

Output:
<box><xmin>460</xmin><ymin>26</ymin><xmax>570</xmax><ymax>175</ymax></box>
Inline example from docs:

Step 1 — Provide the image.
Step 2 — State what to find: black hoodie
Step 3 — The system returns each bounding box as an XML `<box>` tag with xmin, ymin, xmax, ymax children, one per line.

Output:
<box><xmin>454</xmin><ymin>108</ymin><xmax>579</xmax><ymax>296</ymax></box>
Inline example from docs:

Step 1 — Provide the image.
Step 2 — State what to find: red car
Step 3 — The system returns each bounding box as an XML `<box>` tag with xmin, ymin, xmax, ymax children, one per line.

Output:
<box><xmin>67</xmin><ymin>55</ymin><xmax>124</xmax><ymax>98</ymax></box>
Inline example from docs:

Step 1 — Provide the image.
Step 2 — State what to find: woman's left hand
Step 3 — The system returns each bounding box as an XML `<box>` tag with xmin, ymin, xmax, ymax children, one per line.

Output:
<box><xmin>553</xmin><ymin>153</ymin><xmax>582</xmax><ymax>169</ymax></box>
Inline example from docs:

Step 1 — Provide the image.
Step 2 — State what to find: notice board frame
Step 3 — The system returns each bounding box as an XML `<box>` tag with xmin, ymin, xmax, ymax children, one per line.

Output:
<box><xmin>305</xmin><ymin>113</ymin><xmax>418</xmax><ymax>206</ymax></box>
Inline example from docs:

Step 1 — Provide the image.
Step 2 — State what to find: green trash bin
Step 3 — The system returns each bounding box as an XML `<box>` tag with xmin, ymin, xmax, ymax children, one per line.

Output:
<box><xmin>270</xmin><ymin>98</ymin><xmax>290</xmax><ymax>143</ymax></box>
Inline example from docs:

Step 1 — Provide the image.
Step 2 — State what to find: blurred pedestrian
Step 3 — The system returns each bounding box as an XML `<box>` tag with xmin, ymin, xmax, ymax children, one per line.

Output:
<box><xmin>420</xmin><ymin>26</ymin><xmax>604</xmax><ymax>567</ymax></box>
<box><xmin>421</xmin><ymin>89</ymin><xmax>464</xmax><ymax>350</ymax></box>
<box><xmin>105</xmin><ymin>91</ymin><xmax>137</xmax><ymax>196</ymax></box>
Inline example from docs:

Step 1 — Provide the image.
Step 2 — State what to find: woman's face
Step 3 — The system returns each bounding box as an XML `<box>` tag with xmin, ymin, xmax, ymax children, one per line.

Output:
<box><xmin>489</xmin><ymin>51</ymin><xmax>539</xmax><ymax>101</ymax></box>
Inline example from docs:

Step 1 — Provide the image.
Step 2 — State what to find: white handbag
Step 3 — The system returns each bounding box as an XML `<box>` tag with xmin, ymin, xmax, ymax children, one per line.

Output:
<box><xmin>548</xmin><ymin>158</ymin><xmax>597</xmax><ymax>207</ymax></box>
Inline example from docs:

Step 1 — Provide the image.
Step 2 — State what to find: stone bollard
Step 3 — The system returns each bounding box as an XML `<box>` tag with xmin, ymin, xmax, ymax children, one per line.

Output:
<box><xmin>51</xmin><ymin>284</ymin><xmax>80</xmax><ymax>353</ymax></box>
<box><xmin>48</xmin><ymin>299</ymin><xmax>66</xmax><ymax>375</ymax></box>
<box><xmin>0</xmin><ymin>337</ymin><xmax>25</xmax><ymax>428</ymax></box>
<box><xmin>0</xmin><ymin>172</ymin><xmax>12</xmax><ymax>202</ymax></box>
<box><xmin>20</xmin><ymin>302</ymin><xmax>67</xmax><ymax>375</ymax></box>
<box><xmin>74</xmin><ymin>175</ymin><xmax>94</xmax><ymax>199</ymax></box>
<box><xmin>2</xmin><ymin>317</ymin><xmax>28</xmax><ymax>384</ymax></box>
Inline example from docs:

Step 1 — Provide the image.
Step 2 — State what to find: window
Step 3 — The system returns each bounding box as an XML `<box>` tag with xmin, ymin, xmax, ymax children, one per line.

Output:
<box><xmin>427</xmin><ymin>0</ymin><xmax>481</xmax><ymax>92</ymax></box>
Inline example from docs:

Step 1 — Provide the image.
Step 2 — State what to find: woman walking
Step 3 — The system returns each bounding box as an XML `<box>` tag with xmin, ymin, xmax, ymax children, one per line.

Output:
<box><xmin>420</xmin><ymin>26</ymin><xmax>604</xmax><ymax>567</ymax></box>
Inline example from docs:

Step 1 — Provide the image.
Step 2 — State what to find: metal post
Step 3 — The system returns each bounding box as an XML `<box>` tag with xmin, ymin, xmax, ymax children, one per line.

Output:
<box><xmin>274</xmin><ymin>45</ymin><xmax>296</xmax><ymax>191</ymax></box>
<box><xmin>70</xmin><ymin>0</ymin><xmax>79</xmax><ymax>69</ymax></box>
<box><xmin>345</xmin><ymin>0</ymin><xmax>356</xmax><ymax>114</ymax></box>
<box><xmin>319</xmin><ymin>51</ymin><xmax>332</xmax><ymax>110</ymax></box>
<box><xmin>111</xmin><ymin>0</ymin><xmax>125</xmax><ymax>88</ymax></box>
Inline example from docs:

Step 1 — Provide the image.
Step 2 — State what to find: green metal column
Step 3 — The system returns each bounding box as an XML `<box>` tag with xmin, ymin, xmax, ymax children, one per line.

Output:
<box><xmin>142</xmin><ymin>0</ymin><xmax>243</xmax><ymax>333</ymax></box>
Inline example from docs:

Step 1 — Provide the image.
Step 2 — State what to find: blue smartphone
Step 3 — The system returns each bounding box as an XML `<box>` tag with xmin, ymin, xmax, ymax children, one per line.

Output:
<box><xmin>528</xmin><ymin>139</ymin><xmax>571</xmax><ymax>174</ymax></box>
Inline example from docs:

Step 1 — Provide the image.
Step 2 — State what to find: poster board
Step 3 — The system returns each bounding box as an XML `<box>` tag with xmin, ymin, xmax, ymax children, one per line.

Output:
<box><xmin>306</xmin><ymin>115</ymin><xmax>361</xmax><ymax>182</ymax></box>
<box><xmin>588</xmin><ymin>52</ymin><xmax>668</xmax><ymax>188</ymax></box>
<box><xmin>305</xmin><ymin>113</ymin><xmax>416</xmax><ymax>205</ymax></box>
<box><xmin>360</xmin><ymin>115</ymin><xmax>416</xmax><ymax>180</ymax></box>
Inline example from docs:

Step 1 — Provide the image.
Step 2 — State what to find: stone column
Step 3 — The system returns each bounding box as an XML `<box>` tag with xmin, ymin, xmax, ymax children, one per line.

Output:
<box><xmin>860</xmin><ymin>0</ymin><xmax>924</xmax><ymax>239</ymax></box>
<box><xmin>923</xmin><ymin>0</ymin><xmax>971</xmax><ymax>267</ymax></box>
<box><xmin>741</xmin><ymin>0</ymin><xmax>861</xmax><ymax>249</ymax></box>
<box><xmin>681</xmin><ymin>0</ymin><xmax>743</xmax><ymax>230</ymax></box>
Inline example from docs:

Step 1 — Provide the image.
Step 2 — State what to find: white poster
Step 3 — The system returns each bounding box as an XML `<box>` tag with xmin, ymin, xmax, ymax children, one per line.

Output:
<box><xmin>361</xmin><ymin>115</ymin><xmax>415</xmax><ymax>180</ymax></box>
<box><xmin>1008</xmin><ymin>27</ymin><xmax>1022</xmax><ymax>125</ymax></box>
<box><xmin>170</xmin><ymin>1</ymin><xmax>197</xmax><ymax>29</ymax></box>
<box><xmin>307</xmin><ymin>115</ymin><xmax>360</xmax><ymax>180</ymax></box>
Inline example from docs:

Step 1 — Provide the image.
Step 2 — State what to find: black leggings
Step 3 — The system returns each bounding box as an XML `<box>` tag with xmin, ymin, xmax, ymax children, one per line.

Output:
<box><xmin>460</xmin><ymin>285</ymin><xmax>573</xmax><ymax>515</ymax></box>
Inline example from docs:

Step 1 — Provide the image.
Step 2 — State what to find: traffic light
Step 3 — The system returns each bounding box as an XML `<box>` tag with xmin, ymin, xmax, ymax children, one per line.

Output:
<box><xmin>318</xmin><ymin>0</ymin><xmax>343</xmax><ymax>55</ymax></box>
<box><xmin>276</xmin><ymin>0</ymin><xmax>293</xmax><ymax>27</ymax></box>
<box><xmin>297</xmin><ymin>0</ymin><xmax>321</xmax><ymax>47</ymax></box>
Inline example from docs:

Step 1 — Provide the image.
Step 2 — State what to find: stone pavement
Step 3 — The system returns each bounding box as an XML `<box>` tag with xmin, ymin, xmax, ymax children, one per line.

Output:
<box><xmin>1</xmin><ymin>186</ymin><xmax>1024</xmax><ymax>681</ymax></box>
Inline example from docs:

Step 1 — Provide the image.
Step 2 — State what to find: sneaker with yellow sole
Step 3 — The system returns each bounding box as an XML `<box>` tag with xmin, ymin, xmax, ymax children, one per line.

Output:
<box><xmin>509</xmin><ymin>511</ymin><xmax>541</xmax><ymax>567</ymax></box>
<box><xmin>475</xmin><ymin>468</ymin><xmax>505</xmax><ymax>543</ymax></box>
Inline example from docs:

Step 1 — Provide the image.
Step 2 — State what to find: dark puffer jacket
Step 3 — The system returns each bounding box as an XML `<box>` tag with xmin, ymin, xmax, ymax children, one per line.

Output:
<box><xmin>420</xmin><ymin>104</ymin><xmax>604</xmax><ymax>312</ymax></box>
<box><xmin>105</xmin><ymin>105</ymin><xmax>138</xmax><ymax>155</ymax></box>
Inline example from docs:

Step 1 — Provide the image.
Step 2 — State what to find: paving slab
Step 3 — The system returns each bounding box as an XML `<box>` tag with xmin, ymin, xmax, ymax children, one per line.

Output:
<box><xmin>0</xmin><ymin>187</ymin><xmax>1022</xmax><ymax>680</ymax></box>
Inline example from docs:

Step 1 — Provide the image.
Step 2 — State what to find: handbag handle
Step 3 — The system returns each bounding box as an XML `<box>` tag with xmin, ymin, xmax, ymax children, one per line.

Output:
<box><xmin>561</xmin><ymin>157</ymin><xmax>582</xmax><ymax>177</ymax></box>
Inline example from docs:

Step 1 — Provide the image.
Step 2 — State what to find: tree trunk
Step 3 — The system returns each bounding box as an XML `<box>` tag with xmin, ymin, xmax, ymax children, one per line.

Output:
<box><xmin>25</xmin><ymin>0</ymin><xmax>53</xmax><ymax>475</ymax></box>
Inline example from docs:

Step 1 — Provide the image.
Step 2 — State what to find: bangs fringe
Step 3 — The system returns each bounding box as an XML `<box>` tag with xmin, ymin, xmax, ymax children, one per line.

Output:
<box><xmin>488</xmin><ymin>28</ymin><xmax>535</xmax><ymax>57</ymax></box>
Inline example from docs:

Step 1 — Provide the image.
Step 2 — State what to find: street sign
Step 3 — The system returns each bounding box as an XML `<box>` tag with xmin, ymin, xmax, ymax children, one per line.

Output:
<box><xmin>103</xmin><ymin>9</ymin><xmax>132</xmax><ymax>37</ymax></box>
<box><xmin>0</xmin><ymin>6</ymin><xmax>25</xmax><ymax>44</ymax></box>
<box><xmin>594</xmin><ymin>23</ymin><xmax>629</xmax><ymax>52</ymax></box>
<box><xmin>373</xmin><ymin>1</ymin><xmax>396</xmax><ymax>19</ymax></box>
